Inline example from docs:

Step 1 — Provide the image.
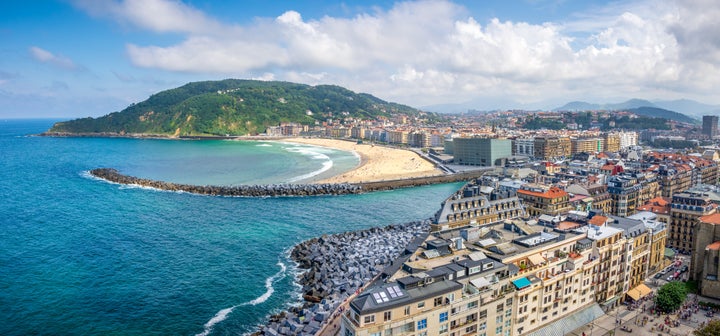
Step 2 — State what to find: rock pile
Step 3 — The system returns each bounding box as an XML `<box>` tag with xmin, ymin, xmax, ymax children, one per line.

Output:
<box><xmin>90</xmin><ymin>168</ymin><xmax>363</xmax><ymax>197</ymax></box>
<box><xmin>256</xmin><ymin>220</ymin><xmax>431</xmax><ymax>336</ymax></box>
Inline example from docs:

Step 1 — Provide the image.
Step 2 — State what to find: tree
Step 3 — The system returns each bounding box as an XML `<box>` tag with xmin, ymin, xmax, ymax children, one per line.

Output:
<box><xmin>654</xmin><ymin>281</ymin><xmax>687</xmax><ymax>313</ymax></box>
<box><xmin>694</xmin><ymin>319</ymin><xmax>720</xmax><ymax>336</ymax></box>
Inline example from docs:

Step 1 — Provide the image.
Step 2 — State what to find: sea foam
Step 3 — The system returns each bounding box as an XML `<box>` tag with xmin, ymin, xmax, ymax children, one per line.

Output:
<box><xmin>196</xmin><ymin>261</ymin><xmax>287</xmax><ymax>336</ymax></box>
<box><xmin>284</xmin><ymin>146</ymin><xmax>334</xmax><ymax>183</ymax></box>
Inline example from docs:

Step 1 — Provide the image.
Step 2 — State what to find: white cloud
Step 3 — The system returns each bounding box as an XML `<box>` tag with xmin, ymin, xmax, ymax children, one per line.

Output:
<box><xmin>75</xmin><ymin>0</ymin><xmax>720</xmax><ymax>108</ymax></box>
<box><xmin>29</xmin><ymin>47</ymin><xmax>79</xmax><ymax>70</ymax></box>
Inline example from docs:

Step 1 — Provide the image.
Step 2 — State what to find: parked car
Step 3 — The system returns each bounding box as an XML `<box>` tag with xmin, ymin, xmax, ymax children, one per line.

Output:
<box><xmin>654</xmin><ymin>273</ymin><xmax>663</xmax><ymax>279</ymax></box>
<box><xmin>681</xmin><ymin>265</ymin><xmax>689</xmax><ymax>273</ymax></box>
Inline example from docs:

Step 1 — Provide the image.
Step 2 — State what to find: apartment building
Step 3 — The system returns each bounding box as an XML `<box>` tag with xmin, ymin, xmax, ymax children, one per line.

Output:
<box><xmin>603</xmin><ymin>133</ymin><xmax>620</xmax><ymax>152</ymax></box>
<box><xmin>517</xmin><ymin>184</ymin><xmax>572</xmax><ymax>217</ymax></box>
<box><xmin>627</xmin><ymin>212</ymin><xmax>669</xmax><ymax>274</ymax></box>
<box><xmin>533</xmin><ymin>137</ymin><xmax>571</xmax><ymax>160</ymax></box>
<box><xmin>432</xmin><ymin>181</ymin><xmax>525</xmax><ymax>231</ymax></box>
<box><xmin>693</xmin><ymin>213</ymin><xmax>720</xmax><ymax>297</ymax></box>
<box><xmin>636</xmin><ymin>197</ymin><xmax>671</xmax><ymax>225</ymax></box>
<box><xmin>570</xmin><ymin>138</ymin><xmax>604</xmax><ymax>155</ymax></box>
<box><xmin>565</xmin><ymin>183</ymin><xmax>612</xmax><ymax>214</ymax></box>
<box><xmin>668</xmin><ymin>191</ymin><xmax>717</xmax><ymax>254</ymax></box>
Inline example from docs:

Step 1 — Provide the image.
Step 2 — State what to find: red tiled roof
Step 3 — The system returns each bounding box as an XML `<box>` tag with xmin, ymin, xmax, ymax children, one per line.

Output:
<box><xmin>589</xmin><ymin>215</ymin><xmax>608</xmax><ymax>226</ymax></box>
<box><xmin>518</xmin><ymin>186</ymin><xmax>568</xmax><ymax>199</ymax></box>
<box><xmin>637</xmin><ymin>196</ymin><xmax>672</xmax><ymax>214</ymax></box>
<box><xmin>557</xmin><ymin>221</ymin><xmax>581</xmax><ymax>230</ymax></box>
<box><xmin>700</xmin><ymin>213</ymin><xmax>720</xmax><ymax>225</ymax></box>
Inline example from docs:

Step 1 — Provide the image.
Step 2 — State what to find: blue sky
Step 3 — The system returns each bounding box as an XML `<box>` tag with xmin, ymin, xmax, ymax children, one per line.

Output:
<box><xmin>1</xmin><ymin>0</ymin><xmax>719</xmax><ymax>118</ymax></box>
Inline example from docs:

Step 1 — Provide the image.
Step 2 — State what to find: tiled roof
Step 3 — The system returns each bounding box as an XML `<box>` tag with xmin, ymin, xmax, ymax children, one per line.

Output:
<box><xmin>706</xmin><ymin>241</ymin><xmax>720</xmax><ymax>251</ymax></box>
<box><xmin>518</xmin><ymin>186</ymin><xmax>568</xmax><ymax>199</ymax></box>
<box><xmin>700</xmin><ymin>213</ymin><xmax>720</xmax><ymax>225</ymax></box>
<box><xmin>588</xmin><ymin>215</ymin><xmax>608</xmax><ymax>226</ymax></box>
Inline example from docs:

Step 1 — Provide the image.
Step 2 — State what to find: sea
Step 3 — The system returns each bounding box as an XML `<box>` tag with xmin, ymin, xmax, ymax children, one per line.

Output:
<box><xmin>0</xmin><ymin>119</ymin><xmax>463</xmax><ymax>336</ymax></box>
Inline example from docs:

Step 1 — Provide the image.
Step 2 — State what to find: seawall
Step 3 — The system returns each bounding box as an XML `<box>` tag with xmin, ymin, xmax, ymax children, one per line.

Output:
<box><xmin>89</xmin><ymin>168</ymin><xmax>489</xmax><ymax>197</ymax></box>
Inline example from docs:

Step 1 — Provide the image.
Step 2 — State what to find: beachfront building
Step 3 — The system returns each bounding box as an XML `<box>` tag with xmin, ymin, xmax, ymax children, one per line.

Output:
<box><xmin>517</xmin><ymin>184</ymin><xmax>572</xmax><ymax>217</ymax></box>
<box><xmin>387</xmin><ymin>130</ymin><xmax>409</xmax><ymax>145</ymax></box>
<box><xmin>431</xmin><ymin>180</ymin><xmax>525</xmax><ymax>231</ymax></box>
<box><xmin>453</xmin><ymin>137</ymin><xmax>513</xmax><ymax>167</ymax></box>
<box><xmin>668</xmin><ymin>191</ymin><xmax>717</xmax><ymax>254</ymax></box>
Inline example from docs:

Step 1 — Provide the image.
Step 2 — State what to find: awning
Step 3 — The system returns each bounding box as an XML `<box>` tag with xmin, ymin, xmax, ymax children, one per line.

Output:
<box><xmin>471</xmin><ymin>277</ymin><xmax>491</xmax><ymax>288</ymax></box>
<box><xmin>627</xmin><ymin>284</ymin><xmax>653</xmax><ymax>301</ymax></box>
<box><xmin>626</xmin><ymin>289</ymin><xmax>641</xmax><ymax>301</ymax></box>
<box><xmin>513</xmin><ymin>277</ymin><xmax>532</xmax><ymax>289</ymax></box>
<box><xmin>528</xmin><ymin>254</ymin><xmax>546</xmax><ymax>266</ymax></box>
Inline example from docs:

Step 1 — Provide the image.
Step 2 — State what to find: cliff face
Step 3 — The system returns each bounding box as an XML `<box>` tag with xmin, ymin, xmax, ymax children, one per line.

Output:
<box><xmin>48</xmin><ymin>79</ymin><xmax>425</xmax><ymax>136</ymax></box>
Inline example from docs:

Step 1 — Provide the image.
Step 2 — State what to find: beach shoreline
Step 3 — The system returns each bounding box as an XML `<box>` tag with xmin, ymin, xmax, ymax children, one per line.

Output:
<box><xmin>279</xmin><ymin>137</ymin><xmax>444</xmax><ymax>184</ymax></box>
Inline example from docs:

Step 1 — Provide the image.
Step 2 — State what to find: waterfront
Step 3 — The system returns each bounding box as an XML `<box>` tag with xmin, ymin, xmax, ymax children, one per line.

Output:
<box><xmin>0</xmin><ymin>119</ymin><xmax>462</xmax><ymax>335</ymax></box>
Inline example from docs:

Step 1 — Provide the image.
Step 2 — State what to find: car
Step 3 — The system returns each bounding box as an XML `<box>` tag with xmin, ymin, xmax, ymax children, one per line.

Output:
<box><xmin>667</xmin><ymin>275</ymin><xmax>674</xmax><ymax>281</ymax></box>
<box><xmin>681</xmin><ymin>265</ymin><xmax>689</xmax><ymax>273</ymax></box>
<box><xmin>654</xmin><ymin>273</ymin><xmax>663</xmax><ymax>279</ymax></box>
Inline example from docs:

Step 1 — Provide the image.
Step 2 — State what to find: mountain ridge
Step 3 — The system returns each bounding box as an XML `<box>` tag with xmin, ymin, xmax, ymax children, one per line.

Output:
<box><xmin>48</xmin><ymin>79</ymin><xmax>426</xmax><ymax>136</ymax></box>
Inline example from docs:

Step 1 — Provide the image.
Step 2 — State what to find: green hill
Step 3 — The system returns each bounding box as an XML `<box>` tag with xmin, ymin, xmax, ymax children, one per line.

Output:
<box><xmin>48</xmin><ymin>79</ymin><xmax>424</xmax><ymax>136</ymax></box>
<box><xmin>625</xmin><ymin>106</ymin><xmax>697</xmax><ymax>124</ymax></box>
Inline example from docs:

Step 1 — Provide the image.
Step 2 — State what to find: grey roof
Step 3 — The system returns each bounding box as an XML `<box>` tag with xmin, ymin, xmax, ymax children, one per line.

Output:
<box><xmin>350</xmin><ymin>280</ymin><xmax>463</xmax><ymax>315</ymax></box>
<box><xmin>607</xmin><ymin>215</ymin><xmax>647</xmax><ymax>238</ymax></box>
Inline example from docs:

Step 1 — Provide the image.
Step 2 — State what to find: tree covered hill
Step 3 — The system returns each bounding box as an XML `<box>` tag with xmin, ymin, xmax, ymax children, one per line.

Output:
<box><xmin>48</xmin><ymin>79</ymin><xmax>424</xmax><ymax>136</ymax></box>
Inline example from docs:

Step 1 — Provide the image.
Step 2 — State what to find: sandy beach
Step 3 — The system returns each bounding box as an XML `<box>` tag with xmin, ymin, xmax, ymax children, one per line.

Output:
<box><xmin>282</xmin><ymin>138</ymin><xmax>444</xmax><ymax>184</ymax></box>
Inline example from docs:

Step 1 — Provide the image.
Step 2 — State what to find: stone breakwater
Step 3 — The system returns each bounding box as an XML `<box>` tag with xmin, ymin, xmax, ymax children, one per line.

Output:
<box><xmin>256</xmin><ymin>220</ymin><xmax>431</xmax><ymax>336</ymax></box>
<box><xmin>90</xmin><ymin>167</ymin><xmax>490</xmax><ymax>197</ymax></box>
<box><xmin>90</xmin><ymin>168</ymin><xmax>362</xmax><ymax>197</ymax></box>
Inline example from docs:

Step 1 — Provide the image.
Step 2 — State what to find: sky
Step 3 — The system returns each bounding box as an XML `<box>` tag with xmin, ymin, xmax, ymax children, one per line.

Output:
<box><xmin>1</xmin><ymin>0</ymin><xmax>720</xmax><ymax>118</ymax></box>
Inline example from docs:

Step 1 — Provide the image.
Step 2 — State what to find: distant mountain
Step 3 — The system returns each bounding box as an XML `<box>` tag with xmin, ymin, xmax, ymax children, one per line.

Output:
<box><xmin>555</xmin><ymin>98</ymin><xmax>657</xmax><ymax>111</ymax></box>
<box><xmin>652</xmin><ymin>99</ymin><xmax>720</xmax><ymax>119</ymax></box>
<box><xmin>625</xmin><ymin>106</ymin><xmax>697</xmax><ymax>124</ymax></box>
<box><xmin>48</xmin><ymin>79</ymin><xmax>424</xmax><ymax>136</ymax></box>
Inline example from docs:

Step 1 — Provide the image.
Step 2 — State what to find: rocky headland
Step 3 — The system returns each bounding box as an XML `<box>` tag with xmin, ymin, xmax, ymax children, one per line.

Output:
<box><xmin>256</xmin><ymin>220</ymin><xmax>431</xmax><ymax>336</ymax></box>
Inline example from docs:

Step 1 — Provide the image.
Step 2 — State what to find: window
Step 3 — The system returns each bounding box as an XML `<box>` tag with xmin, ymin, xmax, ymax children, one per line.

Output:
<box><xmin>417</xmin><ymin>319</ymin><xmax>427</xmax><ymax>330</ymax></box>
<box><xmin>364</xmin><ymin>315</ymin><xmax>375</xmax><ymax>324</ymax></box>
<box><xmin>370</xmin><ymin>333</ymin><xmax>381</xmax><ymax>336</ymax></box>
<box><xmin>479</xmin><ymin>322</ymin><xmax>487</xmax><ymax>331</ymax></box>
<box><xmin>496</xmin><ymin>326</ymin><xmax>503</xmax><ymax>334</ymax></box>
<box><xmin>439</xmin><ymin>324</ymin><xmax>448</xmax><ymax>334</ymax></box>
<box><xmin>404</xmin><ymin>306</ymin><xmax>410</xmax><ymax>316</ymax></box>
<box><xmin>418</xmin><ymin>332</ymin><xmax>427</xmax><ymax>336</ymax></box>
<box><xmin>345</xmin><ymin>328</ymin><xmax>354</xmax><ymax>336</ymax></box>
<box><xmin>384</xmin><ymin>311</ymin><xmax>391</xmax><ymax>321</ymax></box>
<box><xmin>496</xmin><ymin>316</ymin><xmax>503</xmax><ymax>324</ymax></box>
<box><xmin>435</xmin><ymin>297</ymin><xmax>444</xmax><ymax>307</ymax></box>
<box><xmin>418</xmin><ymin>302</ymin><xmax>425</xmax><ymax>309</ymax></box>
<box><xmin>440</xmin><ymin>312</ymin><xmax>448</xmax><ymax>323</ymax></box>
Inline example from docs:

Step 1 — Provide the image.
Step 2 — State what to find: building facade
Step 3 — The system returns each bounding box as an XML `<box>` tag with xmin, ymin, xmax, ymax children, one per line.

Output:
<box><xmin>703</xmin><ymin>115</ymin><xmax>719</xmax><ymax>138</ymax></box>
<box><xmin>454</xmin><ymin>138</ymin><xmax>513</xmax><ymax>167</ymax></box>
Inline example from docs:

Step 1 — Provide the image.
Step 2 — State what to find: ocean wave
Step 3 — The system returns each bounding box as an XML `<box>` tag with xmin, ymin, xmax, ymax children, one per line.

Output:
<box><xmin>196</xmin><ymin>261</ymin><xmax>287</xmax><ymax>336</ymax></box>
<box><xmin>256</xmin><ymin>143</ymin><xmax>272</xmax><ymax>147</ymax></box>
<box><xmin>282</xmin><ymin>145</ymin><xmax>334</xmax><ymax>183</ymax></box>
<box><xmin>286</xmin><ymin>159</ymin><xmax>333</xmax><ymax>183</ymax></box>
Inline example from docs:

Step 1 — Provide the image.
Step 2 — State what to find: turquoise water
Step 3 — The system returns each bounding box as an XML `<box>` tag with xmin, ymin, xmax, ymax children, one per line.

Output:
<box><xmin>0</xmin><ymin>119</ymin><xmax>461</xmax><ymax>336</ymax></box>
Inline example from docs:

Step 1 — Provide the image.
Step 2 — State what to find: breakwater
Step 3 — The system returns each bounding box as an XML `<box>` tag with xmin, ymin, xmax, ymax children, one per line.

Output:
<box><xmin>90</xmin><ymin>168</ymin><xmax>362</xmax><ymax>196</ymax></box>
<box><xmin>257</xmin><ymin>220</ymin><xmax>430</xmax><ymax>336</ymax></box>
<box><xmin>89</xmin><ymin>168</ymin><xmax>489</xmax><ymax>197</ymax></box>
